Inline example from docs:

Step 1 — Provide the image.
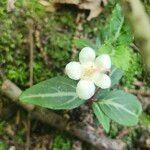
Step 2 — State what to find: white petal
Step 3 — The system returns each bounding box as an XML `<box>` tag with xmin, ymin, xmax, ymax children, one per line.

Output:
<box><xmin>65</xmin><ymin>61</ymin><xmax>81</xmax><ymax>80</ymax></box>
<box><xmin>76</xmin><ymin>80</ymin><xmax>95</xmax><ymax>100</ymax></box>
<box><xmin>95</xmin><ymin>54</ymin><xmax>111</xmax><ymax>70</ymax></box>
<box><xmin>94</xmin><ymin>73</ymin><xmax>111</xmax><ymax>89</ymax></box>
<box><xmin>79</xmin><ymin>47</ymin><xmax>96</xmax><ymax>63</ymax></box>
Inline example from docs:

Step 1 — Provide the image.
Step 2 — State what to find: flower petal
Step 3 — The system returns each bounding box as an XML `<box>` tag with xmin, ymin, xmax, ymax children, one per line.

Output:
<box><xmin>65</xmin><ymin>61</ymin><xmax>81</xmax><ymax>80</ymax></box>
<box><xmin>76</xmin><ymin>80</ymin><xmax>95</xmax><ymax>100</ymax></box>
<box><xmin>94</xmin><ymin>73</ymin><xmax>111</xmax><ymax>89</ymax></box>
<box><xmin>79</xmin><ymin>47</ymin><xmax>96</xmax><ymax>63</ymax></box>
<box><xmin>95</xmin><ymin>54</ymin><xmax>111</xmax><ymax>70</ymax></box>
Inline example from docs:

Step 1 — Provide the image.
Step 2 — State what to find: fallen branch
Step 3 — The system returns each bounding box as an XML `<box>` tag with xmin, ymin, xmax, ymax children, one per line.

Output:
<box><xmin>39</xmin><ymin>0</ymin><xmax>108</xmax><ymax>20</ymax></box>
<box><xmin>1</xmin><ymin>80</ymin><xmax>126</xmax><ymax>150</ymax></box>
<box><xmin>121</xmin><ymin>0</ymin><xmax>150</xmax><ymax>75</ymax></box>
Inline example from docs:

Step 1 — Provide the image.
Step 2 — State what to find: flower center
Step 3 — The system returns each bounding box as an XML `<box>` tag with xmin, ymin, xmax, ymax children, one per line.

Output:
<box><xmin>81</xmin><ymin>62</ymin><xmax>98</xmax><ymax>80</ymax></box>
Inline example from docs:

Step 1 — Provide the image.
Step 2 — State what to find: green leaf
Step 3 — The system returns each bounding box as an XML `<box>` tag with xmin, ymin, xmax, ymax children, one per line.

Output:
<box><xmin>110</xmin><ymin>66</ymin><xmax>123</xmax><ymax>87</ymax></box>
<box><xmin>97</xmin><ymin>44</ymin><xmax>131</xmax><ymax>71</ymax></box>
<box><xmin>116</xmin><ymin>23</ymin><xmax>133</xmax><ymax>46</ymax></box>
<box><xmin>73</xmin><ymin>38</ymin><xmax>96</xmax><ymax>49</ymax></box>
<box><xmin>102</xmin><ymin>4</ymin><xmax>124</xmax><ymax>42</ymax></box>
<box><xmin>19</xmin><ymin>76</ymin><xmax>85</xmax><ymax>110</ymax></box>
<box><xmin>112</xmin><ymin>45</ymin><xmax>131</xmax><ymax>71</ymax></box>
<box><xmin>92</xmin><ymin>102</ymin><xmax>110</xmax><ymax>133</ymax></box>
<box><xmin>98</xmin><ymin>90</ymin><xmax>142</xmax><ymax>126</ymax></box>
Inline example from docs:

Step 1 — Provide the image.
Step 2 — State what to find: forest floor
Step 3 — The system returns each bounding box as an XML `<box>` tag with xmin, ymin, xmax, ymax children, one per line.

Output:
<box><xmin>0</xmin><ymin>0</ymin><xmax>150</xmax><ymax>150</ymax></box>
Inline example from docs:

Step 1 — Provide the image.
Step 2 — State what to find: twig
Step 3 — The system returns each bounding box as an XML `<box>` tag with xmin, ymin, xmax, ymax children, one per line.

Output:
<box><xmin>133</xmin><ymin>80</ymin><xmax>147</xmax><ymax>87</ymax></box>
<box><xmin>130</xmin><ymin>43</ymin><xmax>140</xmax><ymax>52</ymax></box>
<box><xmin>71</xmin><ymin>13</ymin><xmax>85</xmax><ymax>59</ymax></box>
<box><xmin>116</xmin><ymin>125</ymin><xmax>148</xmax><ymax>139</ymax></box>
<box><xmin>35</xmin><ymin>29</ymin><xmax>52</xmax><ymax>67</ymax></box>
<box><xmin>1</xmin><ymin>80</ymin><xmax>126</xmax><ymax>150</ymax></box>
<box><xmin>121</xmin><ymin>0</ymin><xmax>150</xmax><ymax>75</ymax></box>
<box><xmin>26</xmin><ymin>18</ymin><xmax>34</xmax><ymax>150</ymax></box>
<box><xmin>124</xmin><ymin>88</ymin><xmax>150</xmax><ymax>96</ymax></box>
<box><xmin>27</xmin><ymin>19</ymin><xmax>34</xmax><ymax>87</ymax></box>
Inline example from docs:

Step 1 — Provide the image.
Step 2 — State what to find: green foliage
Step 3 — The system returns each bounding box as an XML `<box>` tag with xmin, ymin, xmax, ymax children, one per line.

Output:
<box><xmin>0</xmin><ymin>0</ymin><xmax>145</xmax><ymax>148</ymax></box>
<box><xmin>110</xmin><ymin>66</ymin><xmax>124</xmax><ymax>87</ymax></box>
<box><xmin>73</xmin><ymin>38</ymin><xmax>97</xmax><ymax>50</ymax></box>
<box><xmin>98</xmin><ymin>44</ymin><xmax>131</xmax><ymax>71</ymax></box>
<box><xmin>74</xmin><ymin>4</ymin><xmax>142</xmax><ymax>86</ymax></box>
<box><xmin>101</xmin><ymin>4</ymin><xmax>124</xmax><ymax>43</ymax></box>
<box><xmin>98</xmin><ymin>90</ymin><xmax>142</xmax><ymax>126</ymax></box>
<box><xmin>0</xmin><ymin>1</ymin><xmax>76</xmax><ymax>87</ymax></box>
<box><xmin>53</xmin><ymin>133</ymin><xmax>72</xmax><ymax>150</ymax></box>
<box><xmin>139</xmin><ymin>113</ymin><xmax>150</xmax><ymax>126</ymax></box>
<box><xmin>0</xmin><ymin>121</ymin><xmax>6</xmax><ymax>135</ymax></box>
<box><xmin>142</xmin><ymin>0</ymin><xmax>150</xmax><ymax>15</ymax></box>
<box><xmin>92</xmin><ymin>103</ymin><xmax>110</xmax><ymax>133</ymax></box>
<box><xmin>122</xmin><ymin>53</ymin><xmax>143</xmax><ymax>87</ymax></box>
<box><xmin>0</xmin><ymin>141</ymin><xmax>6</xmax><ymax>150</ymax></box>
<box><xmin>14</xmin><ymin>128</ymin><xmax>26</xmax><ymax>144</ymax></box>
<box><xmin>99</xmin><ymin>4</ymin><xmax>141</xmax><ymax>85</ymax></box>
<box><xmin>92</xmin><ymin>69</ymin><xmax>142</xmax><ymax>131</ymax></box>
<box><xmin>0</xmin><ymin>1</ymin><xmax>28</xmax><ymax>85</ymax></box>
<box><xmin>98</xmin><ymin>4</ymin><xmax>132</xmax><ymax>71</ymax></box>
<box><xmin>20</xmin><ymin>77</ymin><xmax>84</xmax><ymax>109</ymax></box>
<box><xmin>16</xmin><ymin>0</ymin><xmax>45</xmax><ymax>18</ymax></box>
<box><xmin>108</xmin><ymin>122</ymin><xmax>121</xmax><ymax>138</ymax></box>
<box><xmin>123</xmin><ymin>128</ymin><xmax>143</xmax><ymax>149</ymax></box>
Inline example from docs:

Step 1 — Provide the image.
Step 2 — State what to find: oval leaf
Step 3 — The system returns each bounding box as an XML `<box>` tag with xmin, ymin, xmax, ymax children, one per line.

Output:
<box><xmin>92</xmin><ymin>102</ymin><xmax>110</xmax><ymax>133</ymax></box>
<box><xmin>19</xmin><ymin>76</ymin><xmax>84</xmax><ymax>109</ymax></box>
<box><xmin>98</xmin><ymin>90</ymin><xmax>142</xmax><ymax>126</ymax></box>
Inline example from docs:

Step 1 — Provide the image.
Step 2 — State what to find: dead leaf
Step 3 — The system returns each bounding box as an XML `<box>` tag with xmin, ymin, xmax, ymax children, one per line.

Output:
<box><xmin>39</xmin><ymin>0</ymin><xmax>108</xmax><ymax>20</ymax></box>
<box><xmin>71</xmin><ymin>140</ymin><xmax>82</xmax><ymax>150</ymax></box>
<box><xmin>79</xmin><ymin>0</ymin><xmax>108</xmax><ymax>20</ymax></box>
<box><xmin>78</xmin><ymin>0</ymin><xmax>101</xmax><ymax>20</ymax></box>
<box><xmin>146</xmin><ymin>137</ymin><xmax>150</xmax><ymax>148</ymax></box>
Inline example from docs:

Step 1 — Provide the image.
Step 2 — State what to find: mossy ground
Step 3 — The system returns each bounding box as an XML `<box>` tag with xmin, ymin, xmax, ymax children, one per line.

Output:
<box><xmin>0</xmin><ymin>0</ymin><xmax>149</xmax><ymax>149</ymax></box>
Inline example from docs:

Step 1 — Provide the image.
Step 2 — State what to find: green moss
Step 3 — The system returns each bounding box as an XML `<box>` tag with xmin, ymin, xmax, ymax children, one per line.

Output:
<box><xmin>14</xmin><ymin>128</ymin><xmax>26</xmax><ymax>144</ymax></box>
<box><xmin>108</xmin><ymin>122</ymin><xmax>122</xmax><ymax>138</ymax></box>
<box><xmin>122</xmin><ymin>53</ymin><xmax>143</xmax><ymax>87</ymax></box>
<box><xmin>0</xmin><ymin>0</ymin><xmax>143</xmax><ymax>88</ymax></box>
<box><xmin>0</xmin><ymin>141</ymin><xmax>6</xmax><ymax>150</ymax></box>
<box><xmin>142</xmin><ymin>0</ymin><xmax>150</xmax><ymax>15</ymax></box>
<box><xmin>0</xmin><ymin>1</ymin><xmax>76</xmax><ymax>87</ymax></box>
<box><xmin>53</xmin><ymin>133</ymin><xmax>72</xmax><ymax>150</ymax></box>
<box><xmin>0</xmin><ymin>121</ymin><xmax>6</xmax><ymax>135</ymax></box>
<box><xmin>139</xmin><ymin>113</ymin><xmax>150</xmax><ymax>126</ymax></box>
<box><xmin>123</xmin><ymin>128</ymin><xmax>144</xmax><ymax>149</ymax></box>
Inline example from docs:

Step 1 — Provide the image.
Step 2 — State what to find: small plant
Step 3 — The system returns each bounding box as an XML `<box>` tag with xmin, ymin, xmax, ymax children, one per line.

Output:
<box><xmin>19</xmin><ymin>46</ymin><xmax>142</xmax><ymax>133</ymax></box>
<box><xmin>19</xmin><ymin>4</ymin><xmax>142</xmax><ymax>133</ymax></box>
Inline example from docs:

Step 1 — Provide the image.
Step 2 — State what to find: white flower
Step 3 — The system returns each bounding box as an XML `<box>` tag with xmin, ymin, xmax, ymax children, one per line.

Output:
<box><xmin>65</xmin><ymin>47</ymin><xmax>111</xmax><ymax>100</ymax></box>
